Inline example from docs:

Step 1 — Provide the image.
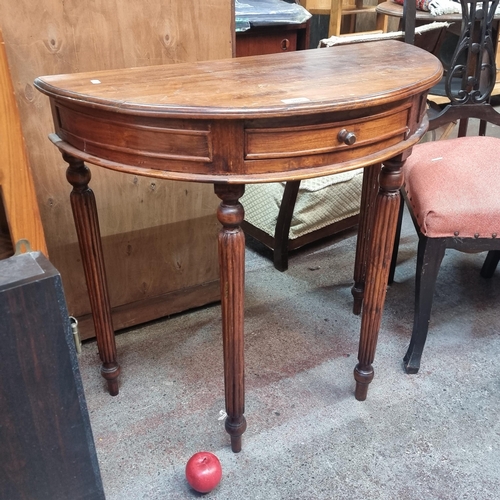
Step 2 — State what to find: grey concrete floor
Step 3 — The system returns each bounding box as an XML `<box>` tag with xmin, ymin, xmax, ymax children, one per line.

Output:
<box><xmin>78</xmin><ymin>204</ymin><xmax>500</xmax><ymax>499</ymax></box>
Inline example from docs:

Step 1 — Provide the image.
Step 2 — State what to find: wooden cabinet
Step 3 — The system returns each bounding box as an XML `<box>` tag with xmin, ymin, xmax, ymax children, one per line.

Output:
<box><xmin>0</xmin><ymin>0</ymin><xmax>234</xmax><ymax>340</ymax></box>
<box><xmin>235</xmin><ymin>21</ymin><xmax>310</xmax><ymax>57</ymax></box>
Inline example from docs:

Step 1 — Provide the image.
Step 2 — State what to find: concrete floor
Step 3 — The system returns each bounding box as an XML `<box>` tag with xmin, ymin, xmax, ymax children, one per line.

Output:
<box><xmin>78</xmin><ymin>204</ymin><xmax>500</xmax><ymax>499</ymax></box>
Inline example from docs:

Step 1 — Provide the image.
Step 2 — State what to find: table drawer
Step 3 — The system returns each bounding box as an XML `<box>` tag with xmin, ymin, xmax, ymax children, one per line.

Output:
<box><xmin>54</xmin><ymin>104</ymin><xmax>213</xmax><ymax>164</ymax></box>
<box><xmin>244</xmin><ymin>106</ymin><xmax>410</xmax><ymax>161</ymax></box>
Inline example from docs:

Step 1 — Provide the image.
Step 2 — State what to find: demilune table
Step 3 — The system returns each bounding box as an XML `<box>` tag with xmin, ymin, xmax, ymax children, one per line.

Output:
<box><xmin>35</xmin><ymin>40</ymin><xmax>442</xmax><ymax>453</ymax></box>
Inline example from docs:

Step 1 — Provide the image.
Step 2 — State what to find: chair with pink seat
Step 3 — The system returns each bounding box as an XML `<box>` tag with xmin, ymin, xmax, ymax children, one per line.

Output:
<box><xmin>389</xmin><ymin>0</ymin><xmax>500</xmax><ymax>374</ymax></box>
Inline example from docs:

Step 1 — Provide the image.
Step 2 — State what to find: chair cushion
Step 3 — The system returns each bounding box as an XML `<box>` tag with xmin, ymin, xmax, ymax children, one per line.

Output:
<box><xmin>241</xmin><ymin>169</ymin><xmax>363</xmax><ymax>240</ymax></box>
<box><xmin>403</xmin><ymin>135</ymin><xmax>500</xmax><ymax>239</ymax></box>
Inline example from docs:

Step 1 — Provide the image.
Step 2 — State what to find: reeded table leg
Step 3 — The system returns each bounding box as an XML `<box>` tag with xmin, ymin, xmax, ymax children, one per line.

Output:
<box><xmin>354</xmin><ymin>157</ymin><xmax>404</xmax><ymax>401</ymax></box>
<box><xmin>214</xmin><ymin>184</ymin><xmax>247</xmax><ymax>453</ymax></box>
<box><xmin>351</xmin><ymin>163</ymin><xmax>381</xmax><ymax>315</ymax></box>
<box><xmin>64</xmin><ymin>153</ymin><xmax>120</xmax><ymax>396</ymax></box>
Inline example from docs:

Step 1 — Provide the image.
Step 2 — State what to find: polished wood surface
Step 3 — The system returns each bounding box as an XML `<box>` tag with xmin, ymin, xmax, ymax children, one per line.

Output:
<box><xmin>35</xmin><ymin>41</ymin><xmax>442</xmax><ymax>451</ymax></box>
<box><xmin>36</xmin><ymin>42</ymin><xmax>440</xmax><ymax>183</ymax></box>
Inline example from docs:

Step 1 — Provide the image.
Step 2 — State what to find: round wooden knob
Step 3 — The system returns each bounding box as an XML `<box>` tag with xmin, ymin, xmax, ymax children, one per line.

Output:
<box><xmin>338</xmin><ymin>128</ymin><xmax>356</xmax><ymax>145</ymax></box>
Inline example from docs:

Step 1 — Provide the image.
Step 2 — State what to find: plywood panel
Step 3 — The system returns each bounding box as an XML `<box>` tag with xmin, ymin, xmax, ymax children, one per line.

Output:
<box><xmin>0</xmin><ymin>0</ymin><xmax>233</xmax><ymax>332</ymax></box>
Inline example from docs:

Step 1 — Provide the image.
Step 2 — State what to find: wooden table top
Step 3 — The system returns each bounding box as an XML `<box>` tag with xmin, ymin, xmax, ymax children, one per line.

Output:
<box><xmin>35</xmin><ymin>41</ymin><xmax>441</xmax><ymax>120</ymax></box>
<box><xmin>34</xmin><ymin>41</ymin><xmax>442</xmax><ymax>183</ymax></box>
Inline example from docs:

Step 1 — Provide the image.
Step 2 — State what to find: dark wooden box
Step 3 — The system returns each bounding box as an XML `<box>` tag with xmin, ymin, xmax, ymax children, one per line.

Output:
<box><xmin>0</xmin><ymin>252</ymin><xmax>105</xmax><ymax>499</ymax></box>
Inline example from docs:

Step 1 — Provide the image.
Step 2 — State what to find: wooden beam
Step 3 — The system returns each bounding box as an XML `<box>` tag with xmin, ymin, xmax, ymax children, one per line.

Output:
<box><xmin>0</xmin><ymin>30</ymin><xmax>47</xmax><ymax>256</ymax></box>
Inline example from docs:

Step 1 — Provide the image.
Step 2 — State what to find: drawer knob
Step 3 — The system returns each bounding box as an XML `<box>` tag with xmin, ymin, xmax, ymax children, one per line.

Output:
<box><xmin>281</xmin><ymin>39</ymin><xmax>290</xmax><ymax>51</ymax></box>
<box><xmin>338</xmin><ymin>128</ymin><xmax>356</xmax><ymax>145</ymax></box>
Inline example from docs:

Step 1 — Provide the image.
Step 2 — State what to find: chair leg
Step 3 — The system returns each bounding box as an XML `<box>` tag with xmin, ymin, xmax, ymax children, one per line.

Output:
<box><xmin>480</xmin><ymin>250</ymin><xmax>500</xmax><ymax>279</ymax></box>
<box><xmin>404</xmin><ymin>236</ymin><xmax>446</xmax><ymax>374</ymax></box>
<box><xmin>273</xmin><ymin>180</ymin><xmax>300</xmax><ymax>272</ymax></box>
<box><xmin>388</xmin><ymin>192</ymin><xmax>404</xmax><ymax>285</ymax></box>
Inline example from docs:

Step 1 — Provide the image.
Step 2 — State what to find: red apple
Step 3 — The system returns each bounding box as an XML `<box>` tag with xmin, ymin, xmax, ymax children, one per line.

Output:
<box><xmin>185</xmin><ymin>451</ymin><xmax>222</xmax><ymax>493</ymax></box>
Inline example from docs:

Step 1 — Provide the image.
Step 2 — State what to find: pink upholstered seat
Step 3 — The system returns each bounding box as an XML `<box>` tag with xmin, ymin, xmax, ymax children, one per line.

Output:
<box><xmin>388</xmin><ymin>0</ymin><xmax>500</xmax><ymax>376</ymax></box>
<box><xmin>403</xmin><ymin>136</ymin><xmax>500</xmax><ymax>239</ymax></box>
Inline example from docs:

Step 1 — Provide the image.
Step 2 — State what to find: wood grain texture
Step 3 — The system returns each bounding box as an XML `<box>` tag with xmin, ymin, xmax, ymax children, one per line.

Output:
<box><xmin>351</xmin><ymin>162</ymin><xmax>381</xmax><ymax>315</ymax></box>
<box><xmin>0</xmin><ymin>0</ymin><xmax>233</xmax><ymax>333</ymax></box>
<box><xmin>35</xmin><ymin>42</ymin><xmax>441</xmax><ymax>118</ymax></box>
<box><xmin>65</xmin><ymin>154</ymin><xmax>120</xmax><ymax>395</ymax></box>
<box><xmin>215</xmin><ymin>184</ymin><xmax>247</xmax><ymax>453</ymax></box>
<box><xmin>354</xmin><ymin>156</ymin><xmax>405</xmax><ymax>401</ymax></box>
<box><xmin>35</xmin><ymin>42</ymin><xmax>442</xmax><ymax>186</ymax></box>
<box><xmin>0</xmin><ymin>30</ymin><xmax>47</xmax><ymax>256</ymax></box>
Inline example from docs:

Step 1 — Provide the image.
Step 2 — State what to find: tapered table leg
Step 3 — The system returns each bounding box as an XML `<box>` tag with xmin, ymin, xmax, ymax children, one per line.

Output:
<box><xmin>214</xmin><ymin>183</ymin><xmax>247</xmax><ymax>453</ymax></box>
<box><xmin>354</xmin><ymin>157</ymin><xmax>404</xmax><ymax>401</ymax></box>
<box><xmin>64</xmin><ymin>153</ymin><xmax>120</xmax><ymax>396</ymax></box>
<box><xmin>351</xmin><ymin>163</ymin><xmax>381</xmax><ymax>315</ymax></box>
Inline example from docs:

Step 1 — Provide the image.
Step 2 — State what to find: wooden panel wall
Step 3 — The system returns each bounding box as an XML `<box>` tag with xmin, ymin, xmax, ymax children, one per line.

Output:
<box><xmin>0</xmin><ymin>0</ymin><xmax>234</xmax><ymax>338</ymax></box>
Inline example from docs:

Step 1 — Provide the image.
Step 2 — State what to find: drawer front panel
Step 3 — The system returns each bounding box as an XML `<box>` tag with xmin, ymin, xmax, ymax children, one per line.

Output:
<box><xmin>55</xmin><ymin>105</ymin><xmax>212</xmax><ymax>163</ymax></box>
<box><xmin>244</xmin><ymin>106</ymin><xmax>410</xmax><ymax>161</ymax></box>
